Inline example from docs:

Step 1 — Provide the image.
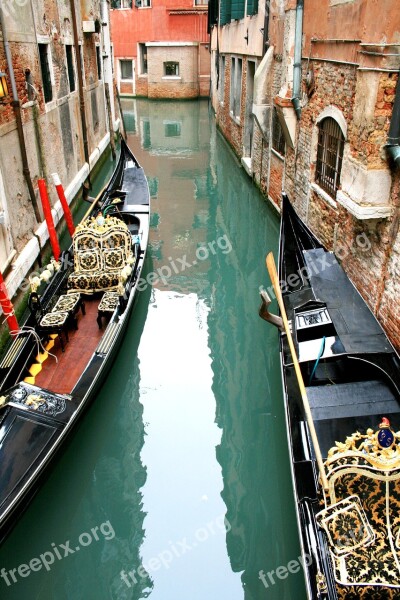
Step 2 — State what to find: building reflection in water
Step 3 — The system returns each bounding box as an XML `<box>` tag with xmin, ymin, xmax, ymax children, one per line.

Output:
<box><xmin>0</xmin><ymin>270</ymin><xmax>152</xmax><ymax>600</ymax></box>
<box><xmin>124</xmin><ymin>98</ymin><xmax>304</xmax><ymax>599</ymax></box>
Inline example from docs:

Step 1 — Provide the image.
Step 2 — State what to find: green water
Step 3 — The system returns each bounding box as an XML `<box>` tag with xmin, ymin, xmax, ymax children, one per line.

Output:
<box><xmin>0</xmin><ymin>99</ymin><xmax>305</xmax><ymax>600</ymax></box>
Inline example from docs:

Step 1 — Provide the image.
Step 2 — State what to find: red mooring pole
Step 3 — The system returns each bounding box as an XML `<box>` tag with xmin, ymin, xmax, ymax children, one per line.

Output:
<box><xmin>38</xmin><ymin>178</ymin><xmax>61</xmax><ymax>261</ymax></box>
<box><xmin>51</xmin><ymin>173</ymin><xmax>75</xmax><ymax>237</ymax></box>
<box><xmin>0</xmin><ymin>273</ymin><xmax>19</xmax><ymax>336</ymax></box>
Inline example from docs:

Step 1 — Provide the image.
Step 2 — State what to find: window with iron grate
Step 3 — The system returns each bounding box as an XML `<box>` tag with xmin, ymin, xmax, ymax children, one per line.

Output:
<box><xmin>111</xmin><ymin>0</ymin><xmax>132</xmax><ymax>8</ymax></box>
<box><xmin>65</xmin><ymin>45</ymin><xmax>75</xmax><ymax>93</ymax></box>
<box><xmin>164</xmin><ymin>62</ymin><xmax>179</xmax><ymax>77</ymax></box>
<box><xmin>272</xmin><ymin>108</ymin><xmax>285</xmax><ymax>156</ymax></box>
<box><xmin>38</xmin><ymin>44</ymin><xmax>53</xmax><ymax>103</ymax></box>
<box><xmin>316</xmin><ymin>117</ymin><xmax>345</xmax><ymax>197</ymax></box>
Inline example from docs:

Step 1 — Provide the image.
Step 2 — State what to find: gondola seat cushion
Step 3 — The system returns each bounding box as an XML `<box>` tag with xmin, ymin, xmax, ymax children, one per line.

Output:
<box><xmin>317</xmin><ymin>435</ymin><xmax>400</xmax><ymax>595</ymax></box>
<box><xmin>67</xmin><ymin>216</ymin><xmax>133</xmax><ymax>293</ymax></box>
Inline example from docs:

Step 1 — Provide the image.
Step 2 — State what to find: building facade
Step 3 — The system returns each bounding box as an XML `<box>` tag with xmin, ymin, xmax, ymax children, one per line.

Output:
<box><xmin>209</xmin><ymin>0</ymin><xmax>400</xmax><ymax>349</ymax></box>
<box><xmin>110</xmin><ymin>0</ymin><xmax>210</xmax><ymax>99</ymax></box>
<box><xmin>0</xmin><ymin>0</ymin><xmax>116</xmax><ymax>301</ymax></box>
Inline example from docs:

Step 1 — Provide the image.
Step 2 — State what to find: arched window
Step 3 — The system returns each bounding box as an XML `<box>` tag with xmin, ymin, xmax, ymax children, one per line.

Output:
<box><xmin>316</xmin><ymin>117</ymin><xmax>345</xmax><ymax>197</ymax></box>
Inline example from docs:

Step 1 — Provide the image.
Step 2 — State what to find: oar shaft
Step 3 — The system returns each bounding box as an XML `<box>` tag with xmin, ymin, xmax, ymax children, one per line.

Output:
<box><xmin>82</xmin><ymin>182</ymin><xmax>108</xmax><ymax>222</ymax></box>
<box><xmin>266</xmin><ymin>252</ymin><xmax>329</xmax><ymax>491</ymax></box>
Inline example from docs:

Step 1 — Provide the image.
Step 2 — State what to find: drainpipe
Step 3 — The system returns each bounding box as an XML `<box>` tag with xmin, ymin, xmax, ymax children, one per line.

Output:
<box><xmin>262</xmin><ymin>0</ymin><xmax>270</xmax><ymax>57</ymax></box>
<box><xmin>70</xmin><ymin>0</ymin><xmax>91</xmax><ymax>186</ymax></box>
<box><xmin>385</xmin><ymin>71</ymin><xmax>400</xmax><ymax>169</ymax></box>
<box><xmin>0</xmin><ymin>6</ymin><xmax>41</xmax><ymax>223</ymax></box>
<box><xmin>292</xmin><ymin>0</ymin><xmax>304</xmax><ymax>119</ymax></box>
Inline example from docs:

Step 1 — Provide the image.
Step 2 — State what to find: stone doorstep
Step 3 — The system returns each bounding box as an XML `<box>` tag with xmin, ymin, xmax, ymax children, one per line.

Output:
<box><xmin>241</xmin><ymin>156</ymin><xmax>252</xmax><ymax>176</ymax></box>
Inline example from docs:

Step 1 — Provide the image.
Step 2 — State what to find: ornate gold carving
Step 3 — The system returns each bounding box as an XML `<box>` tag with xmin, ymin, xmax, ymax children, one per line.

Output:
<box><xmin>75</xmin><ymin>215</ymin><xmax>125</xmax><ymax>235</ymax></box>
<box><xmin>326</xmin><ymin>424</ymin><xmax>400</xmax><ymax>471</ymax></box>
<box><xmin>316</xmin><ymin>571</ymin><xmax>328</xmax><ymax>594</ymax></box>
<box><xmin>25</xmin><ymin>394</ymin><xmax>46</xmax><ymax>409</ymax></box>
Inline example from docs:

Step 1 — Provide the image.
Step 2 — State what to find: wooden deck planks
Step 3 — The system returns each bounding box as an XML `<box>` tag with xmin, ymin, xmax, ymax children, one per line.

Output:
<box><xmin>34</xmin><ymin>297</ymin><xmax>104</xmax><ymax>395</ymax></box>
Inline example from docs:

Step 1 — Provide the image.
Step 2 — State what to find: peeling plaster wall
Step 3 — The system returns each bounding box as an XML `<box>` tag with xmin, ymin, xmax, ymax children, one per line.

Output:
<box><xmin>0</xmin><ymin>0</ymin><xmax>111</xmax><ymax>300</ymax></box>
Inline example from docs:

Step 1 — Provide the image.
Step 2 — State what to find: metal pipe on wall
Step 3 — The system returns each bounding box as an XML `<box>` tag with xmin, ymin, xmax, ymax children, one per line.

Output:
<box><xmin>70</xmin><ymin>0</ymin><xmax>91</xmax><ymax>186</ymax></box>
<box><xmin>292</xmin><ymin>0</ymin><xmax>304</xmax><ymax>119</ymax></box>
<box><xmin>0</xmin><ymin>6</ymin><xmax>41</xmax><ymax>223</ymax></box>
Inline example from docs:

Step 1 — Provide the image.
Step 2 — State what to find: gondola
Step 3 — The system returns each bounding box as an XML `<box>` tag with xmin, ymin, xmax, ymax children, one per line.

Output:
<box><xmin>0</xmin><ymin>138</ymin><xmax>150</xmax><ymax>543</ymax></box>
<box><xmin>261</xmin><ymin>193</ymin><xmax>400</xmax><ymax>599</ymax></box>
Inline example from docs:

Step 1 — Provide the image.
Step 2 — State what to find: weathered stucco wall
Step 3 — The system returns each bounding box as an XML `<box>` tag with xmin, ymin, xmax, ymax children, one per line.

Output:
<box><xmin>0</xmin><ymin>0</ymin><xmax>113</xmax><ymax>300</ymax></box>
<box><xmin>110</xmin><ymin>1</ymin><xmax>209</xmax><ymax>99</ymax></box>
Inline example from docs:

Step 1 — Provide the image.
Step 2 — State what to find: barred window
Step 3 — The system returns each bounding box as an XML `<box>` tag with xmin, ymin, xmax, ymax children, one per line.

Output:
<box><xmin>138</xmin><ymin>43</ymin><xmax>147</xmax><ymax>75</ymax></box>
<box><xmin>316</xmin><ymin>117</ymin><xmax>345</xmax><ymax>197</ymax></box>
<box><xmin>272</xmin><ymin>108</ymin><xmax>285</xmax><ymax>156</ymax></box>
<box><xmin>38</xmin><ymin>44</ymin><xmax>53</xmax><ymax>103</ymax></box>
<box><xmin>96</xmin><ymin>46</ymin><xmax>102</xmax><ymax>80</ymax></box>
<box><xmin>164</xmin><ymin>62</ymin><xmax>179</xmax><ymax>77</ymax></box>
<box><xmin>65</xmin><ymin>45</ymin><xmax>75</xmax><ymax>93</ymax></box>
<box><xmin>111</xmin><ymin>0</ymin><xmax>132</xmax><ymax>8</ymax></box>
<box><xmin>120</xmin><ymin>60</ymin><xmax>133</xmax><ymax>80</ymax></box>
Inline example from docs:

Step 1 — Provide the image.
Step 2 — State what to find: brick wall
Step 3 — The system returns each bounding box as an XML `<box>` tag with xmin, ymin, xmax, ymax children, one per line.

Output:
<box><xmin>136</xmin><ymin>76</ymin><xmax>149</xmax><ymax>97</ymax></box>
<box><xmin>285</xmin><ymin>60</ymin><xmax>400</xmax><ymax>349</ymax></box>
<box><xmin>269</xmin><ymin>152</ymin><xmax>285</xmax><ymax>206</ymax></box>
<box><xmin>216</xmin><ymin>56</ymin><xmax>245</xmax><ymax>158</ymax></box>
<box><xmin>147</xmin><ymin>45</ymin><xmax>199</xmax><ymax>99</ymax></box>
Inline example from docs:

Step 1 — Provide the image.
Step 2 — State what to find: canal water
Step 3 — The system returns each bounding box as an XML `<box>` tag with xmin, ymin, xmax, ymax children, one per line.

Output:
<box><xmin>0</xmin><ymin>99</ymin><xmax>305</xmax><ymax>600</ymax></box>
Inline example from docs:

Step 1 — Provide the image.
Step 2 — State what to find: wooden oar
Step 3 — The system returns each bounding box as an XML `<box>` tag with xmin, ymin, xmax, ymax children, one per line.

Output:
<box><xmin>81</xmin><ymin>181</ymin><xmax>109</xmax><ymax>223</ymax></box>
<box><xmin>266</xmin><ymin>252</ymin><xmax>329</xmax><ymax>491</ymax></box>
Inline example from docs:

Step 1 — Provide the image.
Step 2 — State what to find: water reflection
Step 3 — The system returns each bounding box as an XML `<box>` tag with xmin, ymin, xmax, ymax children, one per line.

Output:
<box><xmin>0</xmin><ymin>276</ymin><xmax>151</xmax><ymax>600</ymax></box>
<box><xmin>126</xmin><ymin>99</ymin><xmax>306</xmax><ymax>599</ymax></box>
<box><xmin>0</xmin><ymin>98</ymin><xmax>306</xmax><ymax>600</ymax></box>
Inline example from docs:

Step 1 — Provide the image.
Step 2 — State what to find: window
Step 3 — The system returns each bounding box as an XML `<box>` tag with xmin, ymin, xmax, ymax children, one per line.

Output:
<box><xmin>164</xmin><ymin>62</ymin><xmax>179</xmax><ymax>77</ymax></box>
<box><xmin>111</xmin><ymin>0</ymin><xmax>132</xmax><ymax>8</ymax></box>
<box><xmin>316</xmin><ymin>117</ymin><xmax>345</xmax><ymax>197</ymax></box>
<box><xmin>218</xmin><ymin>55</ymin><xmax>225</xmax><ymax>103</ymax></box>
<box><xmin>164</xmin><ymin>122</ymin><xmax>181</xmax><ymax>137</ymax></box>
<box><xmin>38</xmin><ymin>44</ymin><xmax>53</xmax><ymax>103</ymax></box>
<box><xmin>120</xmin><ymin>60</ymin><xmax>133</xmax><ymax>80</ymax></box>
<box><xmin>272</xmin><ymin>108</ymin><xmax>285</xmax><ymax>156</ymax></box>
<box><xmin>246</xmin><ymin>0</ymin><xmax>258</xmax><ymax>15</ymax></box>
<box><xmin>135</xmin><ymin>0</ymin><xmax>151</xmax><ymax>6</ymax></box>
<box><xmin>96</xmin><ymin>46</ymin><xmax>102</xmax><ymax>80</ymax></box>
<box><xmin>231</xmin><ymin>0</ymin><xmax>245</xmax><ymax>20</ymax></box>
<box><xmin>65</xmin><ymin>45</ymin><xmax>75</xmax><ymax>93</ymax></box>
<box><xmin>230</xmin><ymin>56</ymin><xmax>242</xmax><ymax>119</ymax></box>
<box><xmin>220</xmin><ymin>0</ymin><xmax>231</xmax><ymax>25</ymax></box>
<box><xmin>194</xmin><ymin>0</ymin><xmax>208</xmax><ymax>4</ymax></box>
<box><xmin>139</xmin><ymin>43</ymin><xmax>147</xmax><ymax>75</ymax></box>
<box><xmin>141</xmin><ymin>119</ymin><xmax>151</xmax><ymax>149</ymax></box>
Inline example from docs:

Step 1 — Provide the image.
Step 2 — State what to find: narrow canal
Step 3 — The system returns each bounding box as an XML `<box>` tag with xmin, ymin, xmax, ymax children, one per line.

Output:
<box><xmin>0</xmin><ymin>99</ymin><xmax>305</xmax><ymax>600</ymax></box>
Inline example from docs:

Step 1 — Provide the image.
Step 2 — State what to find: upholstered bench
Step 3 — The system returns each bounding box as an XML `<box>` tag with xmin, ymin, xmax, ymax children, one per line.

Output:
<box><xmin>52</xmin><ymin>292</ymin><xmax>85</xmax><ymax>318</ymax></box>
<box><xmin>96</xmin><ymin>292</ymin><xmax>119</xmax><ymax>329</ymax></box>
<box><xmin>317</xmin><ymin>425</ymin><xmax>400</xmax><ymax>595</ymax></box>
<box><xmin>67</xmin><ymin>216</ymin><xmax>134</xmax><ymax>294</ymax></box>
